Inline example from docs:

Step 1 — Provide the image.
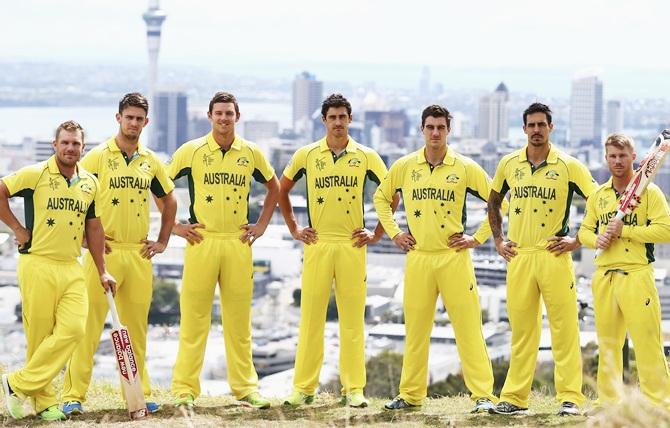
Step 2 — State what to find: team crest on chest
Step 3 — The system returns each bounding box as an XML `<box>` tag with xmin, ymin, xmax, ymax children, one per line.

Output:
<box><xmin>49</xmin><ymin>177</ymin><xmax>60</xmax><ymax>191</ymax></box>
<box><xmin>315</xmin><ymin>157</ymin><xmax>326</xmax><ymax>171</ymax></box>
<box><xmin>446</xmin><ymin>174</ymin><xmax>459</xmax><ymax>183</ymax></box>
<box><xmin>545</xmin><ymin>170</ymin><xmax>559</xmax><ymax>180</ymax></box>
<box><xmin>202</xmin><ymin>153</ymin><xmax>214</xmax><ymax>166</ymax></box>
<box><xmin>411</xmin><ymin>169</ymin><xmax>422</xmax><ymax>183</ymax></box>
<box><xmin>348</xmin><ymin>158</ymin><xmax>361</xmax><ymax>168</ymax></box>
<box><xmin>237</xmin><ymin>156</ymin><xmax>250</xmax><ymax>167</ymax></box>
<box><xmin>598</xmin><ymin>196</ymin><xmax>610</xmax><ymax>210</ymax></box>
<box><xmin>514</xmin><ymin>168</ymin><xmax>525</xmax><ymax>183</ymax></box>
<box><xmin>139</xmin><ymin>160</ymin><xmax>151</xmax><ymax>172</ymax></box>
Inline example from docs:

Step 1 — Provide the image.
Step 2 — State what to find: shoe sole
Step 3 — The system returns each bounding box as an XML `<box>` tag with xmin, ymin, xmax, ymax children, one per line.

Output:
<box><xmin>488</xmin><ymin>408</ymin><xmax>529</xmax><ymax>415</ymax></box>
<box><xmin>64</xmin><ymin>408</ymin><xmax>83</xmax><ymax>416</ymax></box>
<box><xmin>2</xmin><ymin>374</ymin><xmax>23</xmax><ymax>420</ymax></box>
<box><xmin>237</xmin><ymin>400</ymin><xmax>270</xmax><ymax>410</ymax></box>
<box><xmin>558</xmin><ymin>410</ymin><xmax>580</xmax><ymax>416</ymax></box>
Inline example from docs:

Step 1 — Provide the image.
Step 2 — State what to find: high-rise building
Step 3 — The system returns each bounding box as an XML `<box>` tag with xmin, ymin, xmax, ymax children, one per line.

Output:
<box><xmin>477</xmin><ymin>82</ymin><xmax>509</xmax><ymax>143</ymax></box>
<box><xmin>570</xmin><ymin>73</ymin><xmax>603</xmax><ymax>147</ymax></box>
<box><xmin>292</xmin><ymin>72</ymin><xmax>323</xmax><ymax>134</ymax></box>
<box><xmin>244</xmin><ymin>120</ymin><xmax>279</xmax><ymax>143</ymax></box>
<box><xmin>143</xmin><ymin>0</ymin><xmax>167</xmax><ymax>105</ymax></box>
<box><xmin>154</xmin><ymin>90</ymin><xmax>188</xmax><ymax>155</ymax></box>
<box><xmin>606</xmin><ymin>99</ymin><xmax>624</xmax><ymax>135</ymax></box>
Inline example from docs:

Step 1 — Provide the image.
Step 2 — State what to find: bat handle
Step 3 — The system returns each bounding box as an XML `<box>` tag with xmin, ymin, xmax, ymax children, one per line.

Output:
<box><xmin>594</xmin><ymin>210</ymin><xmax>626</xmax><ymax>258</ymax></box>
<box><xmin>106</xmin><ymin>290</ymin><xmax>122</xmax><ymax>330</ymax></box>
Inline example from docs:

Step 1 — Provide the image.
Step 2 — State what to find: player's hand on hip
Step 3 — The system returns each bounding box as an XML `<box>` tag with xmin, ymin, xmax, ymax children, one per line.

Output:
<box><xmin>352</xmin><ymin>228</ymin><xmax>376</xmax><ymax>247</ymax></box>
<box><xmin>104</xmin><ymin>235</ymin><xmax>113</xmax><ymax>254</ymax></box>
<box><xmin>12</xmin><ymin>225</ymin><xmax>30</xmax><ymax>249</ymax></box>
<box><xmin>447</xmin><ymin>233</ymin><xmax>480</xmax><ymax>251</ymax></box>
<box><xmin>140</xmin><ymin>239</ymin><xmax>167</xmax><ymax>259</ymax></box>
<box><xmin>392</xmin><ymin>232</ymin><xmax>416</xmax><ymax>252</ymax></box>
<box><xmin>495</xmin><ymin>238</ymin><xmax>517</xmax><ymax>262</ymax></box>
<box><xmin>546</xmin><ymin>236</ymin><xmax>580</xmax><ymax>255</ymax></box>
<box><xmin>173</xmin><ymin>223</ymin><xmax>205</xmax><ymax>245</ymax></box>
<box><xmin>291</xmin><ymin>226</ymin><xmax>318</xmax><ymax>245</ymax></box>
<box><xmin>100</xmin><ymin>271</ymin><xmax>117</xmax><ymax>295</ymax></box>
<box><xmin>240</xmin><ymin>223</ymin><xmax>266</xmax><ymax>246</ymax></box>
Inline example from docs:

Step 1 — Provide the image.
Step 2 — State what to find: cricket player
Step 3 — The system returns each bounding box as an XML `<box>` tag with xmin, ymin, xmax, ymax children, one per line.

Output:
<box><xmin>488</xmin><ymin>103</ymin><xmax>597</xmax><ymax>416</ymax></box>
<box><xmin>375</xmin><ymin>105</ymin><xmax>499</xmax><ymax>412</ymax></box>
<box><xmin>279</xmin><ymin>93</ymin><xmax>393</xmax><ymax>408</ymax></box>
<box><xmin>61</xmin><ymin>93</ymin><xmax>177</xmax><ymax>415</ymax></box>
<box><xmin>0</xmin><ymin>121</ymin><xmax>115</xmax><ymax>421</ymax></box>
<box><xmin>578</xmin><ymin>133</ymin><xmax>670</xmax><ymax>408</ymax></box>
<box><xmin>163</xmin><ymin>91</ymin><xmax>278</xmax><ymax>410</ymax></box>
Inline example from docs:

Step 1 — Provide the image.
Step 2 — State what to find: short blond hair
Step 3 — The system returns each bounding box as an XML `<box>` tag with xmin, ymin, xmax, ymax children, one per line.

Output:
<box><xmin>604</xmin><ymin>133</ymin><xmax>634</xmax><ymax>152</ymax></box>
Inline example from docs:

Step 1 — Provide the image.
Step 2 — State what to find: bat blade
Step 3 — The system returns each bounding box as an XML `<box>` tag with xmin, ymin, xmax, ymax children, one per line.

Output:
<box><xmin>111</xmin><ymin>326</ymin><xmax>147</xmax><ymax>419</ymax></box>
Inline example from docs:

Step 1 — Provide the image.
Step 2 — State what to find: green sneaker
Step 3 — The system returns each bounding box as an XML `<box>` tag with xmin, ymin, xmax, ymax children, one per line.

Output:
<box><xmin>174</xmin><ymin>394</ymin><xmax>195</xmax><ymax>408</ymax></box>
<box><xmin>282</xmin><ymin>391</ymin><xmax>314</xmax><ymax>406</ymax></box>
<box><xmin>39</xmin><ymin>405</ymin><xmax>67</xmax><ymax>421</ymax></box>
<box><xmin>238</xmin><ymin>392</ymin><xmax>271</xmax><ymax>409</ymax></box>
<box><xmin>2</xmin><ymin>374</ymin><xmax>26</xmax><ymax>420</ymax></box>
<box><xmin>342</xmin><ymin>391</ymin><xmax>369</xmax><ymax>408</ymax></box>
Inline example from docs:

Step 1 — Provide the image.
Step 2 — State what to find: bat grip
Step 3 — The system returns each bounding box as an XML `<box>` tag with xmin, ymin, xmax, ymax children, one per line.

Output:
<box><xmin>594</xmin><ymin>209</ymin><xmax>626</xmax><ymax>258</ymax></box>
<box><xmin>106</xmin><ymin>290</ymin><xmax>122</xmax><ymax>330</ymax></box>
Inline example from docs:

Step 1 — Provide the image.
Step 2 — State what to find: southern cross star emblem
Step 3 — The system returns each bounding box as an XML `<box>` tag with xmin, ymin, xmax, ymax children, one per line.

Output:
<box><xmin>49</xmin><ymin>177</ymin><xmax>60</xmax><ymax>190</ymax></box>
<box><xmin>414</xmin><ymin>209</ymin><xmax>422</xmax><ymax>218</ymax></box>
<box><xmin>514</xmin><ymin>168</ymin><xmax>525</xmax><ymax>183</ymax></box>
<box><xmin>514</xmin><ymin>207</ymin><xmax>521</xmax><ymax>215</ymax></box>
<box><xmin>317</xmin><ymin>197</ymin><xmax>324</xmax><ymax>205</ymax></box>
<box><xmin>46</xmin><ymin>218</ymin><xmax>55</xmax><ymax>227</ymax></box>
<box><xmin>206</xmin><ymin>195</ymin><xmax>214</xmax><ymax>203</ymax></box>
<box><xmin>411</xmin><ymin>169</ymin><xmax>422</xmax><ymax>182</ymax></box>
<box><xmin>111</xmin><ymin>198</ymin><xmax>120</xmax><ymax>206</ymax></box>
<box><xmin>315</xmin><ymin>157</ymin><xmax>326</xmax><ymax>171</ymax></box>
<box><xmin>107</xmin><ymin>158</ymin><xmax>120</xmax><ymax>171</ymax></box>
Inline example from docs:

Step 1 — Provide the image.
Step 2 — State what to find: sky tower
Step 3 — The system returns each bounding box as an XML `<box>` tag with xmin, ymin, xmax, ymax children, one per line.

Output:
<box><xmin>142</xmin><ymin>0</ymin><xmax>167</xmax><ymax>107</ymax></box>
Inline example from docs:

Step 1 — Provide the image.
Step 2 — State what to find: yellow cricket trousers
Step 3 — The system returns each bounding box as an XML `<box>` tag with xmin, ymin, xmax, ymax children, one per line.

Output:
<box><xmin>9</xmin><ymin>254</ymin><xmax>87</xmax><ymax>413</ymax></box>
<box><xmin>171</xmin><ymin>232</ymin><xmax>258</xmax><ymax>400</ymax></box>
<box><xmin>63</xmin><ymin>243</ymin><xmax>153</xmax><ymax>402</ymax></box>
<box><xmin>398</xmin><ymin>249</ymin><xmax>495</xmax><ymax>405</ymax></box>
<box><xmin>293</xmin><ymin>240</ymin><xmax>367</xmax><ymax>395</ymax></box>
<box><xmin>499</xmin><ymin>248</ymin><xmax>585</xmax><ymax>407</ymax></box>
<box><xmin>593</xmin><ymin>266</ymin><xmax>670</xmax><ymax>407</ymax></box>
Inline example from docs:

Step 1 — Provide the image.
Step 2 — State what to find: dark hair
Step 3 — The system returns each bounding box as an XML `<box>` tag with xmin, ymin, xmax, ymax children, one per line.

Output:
<box><xmin>523</xmin><ymin>103</ymin><xmax>552</xmax><ymax>125</ymax></box>
<box><xmin>209</xmin><ymin>91</ymin><xmax>239</xmax><ymax>114</ymax></box>
<box><xmin>55</xmin><ymin>120</ymin><xmax>85</xmax><ymax>142</ymax></box>
<box><xmin>119</xmin><ymin>92</ymin><xmax>149</xmax><ymax>115</ymax></box>
<box><xmin>321</xmin><ymin>93</ymin><xmax>352</xmax><ymax>118</ymax></box>
<box><xmin>421</xmin><ymin>105</ymin><xmax>452</xmax><ymax>128</ymax></box>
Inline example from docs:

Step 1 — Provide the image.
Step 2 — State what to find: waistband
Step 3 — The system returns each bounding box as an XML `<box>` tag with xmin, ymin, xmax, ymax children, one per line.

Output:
<box><xmin>19</xmin><ymin>253</ymin><xmax>80</xmax><ymax>266</ymax></box>
<box><xmin>599</xmin><ymin>264</ymin><xmax>652</xmax><ymax>276</ymax></box>
<box><xmin>410</xmin><ymin>247</ymin><xmax>459</xmax><ymax>255</ymax></box>
<box><xmin>514</xmin><ymin>245</ymin><xmax>551</xmax><ymax>254</ymax></box>
<box><xmin>200</xmin><ymin>230</ymin><xmax>242</xmax><ymax>240</ymax></box>
<box><xmin>108</xmin><ymin>241</ymin><xmax>144</xmax><ymax>250</ymax></box>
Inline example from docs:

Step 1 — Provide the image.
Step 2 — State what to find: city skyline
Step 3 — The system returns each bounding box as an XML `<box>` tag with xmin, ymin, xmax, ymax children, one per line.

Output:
<box><xmin>2</xmin><ymin>1</ymin><xmax>670</xmax><ymax>99</ymax></box>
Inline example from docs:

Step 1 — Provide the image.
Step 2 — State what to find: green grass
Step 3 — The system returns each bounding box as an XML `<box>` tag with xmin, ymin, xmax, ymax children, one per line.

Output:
<box><xmin>2</xmin><ymin>380</ymin><xmax>670</xmax><ymax>427</ymax></box>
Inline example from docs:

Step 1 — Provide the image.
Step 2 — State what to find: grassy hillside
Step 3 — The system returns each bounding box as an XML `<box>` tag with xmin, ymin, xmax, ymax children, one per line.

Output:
<box><xmin>3</xmin><ymin>380</ymin><xmax>669</xmax><ymax>427</ymax></box>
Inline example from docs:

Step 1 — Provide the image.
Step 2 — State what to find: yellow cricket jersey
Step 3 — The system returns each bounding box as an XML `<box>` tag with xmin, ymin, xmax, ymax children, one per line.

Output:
<box><xmin>283</xmin><ymin>137</ymin><xmax>388</xmax><ymax>240</ymax></box>
<box><xmin>80</xmin><ymin>137</ymin><xmax>174</xmax><ymax>243</ymax></box>
<box><xmin>167</xmin><ymin>133</ymin><xmax>275</xmax><ymax>233</ymax></box>
<box><xmin>491</xmin><ymin>144</ymin><xmax>597</xmax><ymax>248</ymax></box>
<box><xmin>578</xmin><ymin>179</ymin><xmax>670</xmax><ymax>268</ymax></box>
<box><xmin>1</xmin><ymin>156</ymin><xmax>100</xmax><ymax>261</ymax></box>
<box><xmin>374</xmin><ymin>146</ymin><xmax>498</xmax><ymax>251</ymax></box>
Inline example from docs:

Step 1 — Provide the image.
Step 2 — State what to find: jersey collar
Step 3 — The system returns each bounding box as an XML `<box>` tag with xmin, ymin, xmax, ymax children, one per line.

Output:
<box><xmin>47</xmin><ymin>155</ymin><xmax>80</xmax><ymax>179</ymax></box>
<box><xmin>318</xmin><ymin>136</ymin><xmax>359</xmax><ymax>153</ymax></box>
<box><xmin>206</xmin><ymin>132</ymin><xmax>243</xmax><ymax>153</ymax></box>
<box><xmin>519</xmin><ymin>142</ymin><xmax>559</xmax><ymax>165</ymax></box>
<box><xmin>106</xmin><ymin>137</ymin><xmax>148</xmax><ymax>156</ymax></box>
<box><xmin>416</xmin><ymin>145</ymin><xmax>456</xmax><ymax>166</ymax></box>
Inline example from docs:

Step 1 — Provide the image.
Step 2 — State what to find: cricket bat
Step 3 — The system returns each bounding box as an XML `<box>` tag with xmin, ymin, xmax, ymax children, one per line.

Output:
<box><xmin>595</xmin><ymin>129</ymin><xmax>670</xmax><ymax>257</ymax></box>
<box><xmin>106</xmin><ymin>291</ymin><xmax>148</xmax><ymax>420</ymax></box>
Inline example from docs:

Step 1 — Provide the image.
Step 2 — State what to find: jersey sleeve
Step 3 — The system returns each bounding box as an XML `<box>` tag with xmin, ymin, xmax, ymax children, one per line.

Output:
<box><xmin>621</xmin><ymin>185</ymin><xmax>670</xmax><ymax>243</ymax></box>
<box><xmin>251</xmin><ymin>146</ymin><xmax>275</xmax><ymax>184</ymax></box>
<box><xmin>150</xmin><ymin>154</ymin><xmax>176</xmax><ymax>198</ymax></box>
<box><xmin>80</xmin><ymin>148</ymin><xmax>101</xmax><ymax>176</ymax></box>
<box><xmin>568</xmin><ymin>159</ymin><xmax>598</xmax><ymax>198</ymax></box>
<box><xmin>1</xmin><ymin>165</ymin><xmax>41</xmax><ymax>197</ymax></box>
<box><xmin>282</xmin><ymin>148</ymin><xmax>308</xmax><ymax>182</ymax></box>
<box><xmin>365</xmin><ymin>150</ymin><xmax>388</xmax><ymax>186</ymax></box>
<box><xmin>373</xmin><ymin>160</ymin><xmax>403</xmax><ymax>239</ymax></box>
<box><xmin>166</xmin><ymin>144</ymin><xmax>192</xmax><ymax>180</ymax></box>
<box><xmin>490</xmin><ymin>158</ymin><xmax>509</xmax><ymax>196</ymax></box>
<box><xmin>577</xmin><ymin>189</ymin><xmax>599</xmax><ymax>249</ymax></box>
<box><xmin>85</xmin><ymin>174</ymin><xmax>102</xmax><ymax>219</ymax></box>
